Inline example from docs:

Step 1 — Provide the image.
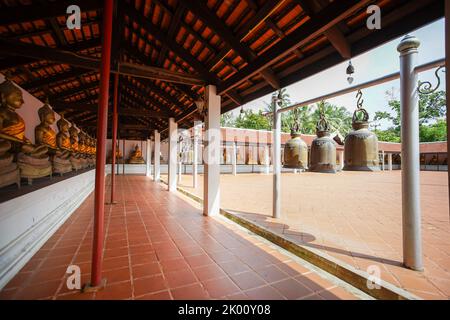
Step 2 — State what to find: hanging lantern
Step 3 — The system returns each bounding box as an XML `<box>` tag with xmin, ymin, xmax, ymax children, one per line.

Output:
<box><xmin>283</xmin><ymin>115</ymin><xmax>308</xmax><ymax>170</ymax></box>
<box><xmin>310</xmin><ymin>112</ymin><xmax>337</xmax><ymax>173</ymax></box>
<box><xmin>343</xmin><ymin>90</ymin><xmax>379</xmax><ymax>171</ymax></box>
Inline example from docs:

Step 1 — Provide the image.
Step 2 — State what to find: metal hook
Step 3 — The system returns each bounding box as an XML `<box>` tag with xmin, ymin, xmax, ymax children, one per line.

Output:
<box><xmin>356</xmin><ymin>89</ymin><xmax>364</xmax><ymax>110</ymax></box>
<box><xmin>418</xmin><ymin>65</ymin><xmax>445</xmax><ymax>94</ymax></box>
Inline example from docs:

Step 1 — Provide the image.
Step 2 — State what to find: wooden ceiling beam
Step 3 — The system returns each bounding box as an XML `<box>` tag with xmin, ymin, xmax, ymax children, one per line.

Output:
<box><xmin>0</xmin><ymin>0</ymin><xmax>102</xmax><ymax>26</ymax></box>
<box><xmin>294</xmin><ymin>0</ymin><xmax>352</xmax><ymax>59</ymax></box>
<box><xmin>183</xmin><ymin>1</ymin><xmax>280</xmax><ymax>90</ymax></box>
<box><xmin>217</xmin><ymin>0</ymin><xmax>372</xmax><ymax>95</ymax></box>
<box><xmin>0</xmin><ymin>38</ymin><xmax>206</xmax><ymax>86</ymax></box>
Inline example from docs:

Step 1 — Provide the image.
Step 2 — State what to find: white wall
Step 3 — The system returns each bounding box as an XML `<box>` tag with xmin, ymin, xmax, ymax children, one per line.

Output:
<box><xmin>0</xmin><ymin>170</ymin><xmax>96</xmax><ymax>289</ymax></box>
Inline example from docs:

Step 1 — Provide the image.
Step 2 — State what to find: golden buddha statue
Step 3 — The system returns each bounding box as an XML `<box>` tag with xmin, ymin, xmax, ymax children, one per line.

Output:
<box><xmin>77</xmin><ymin>131</ymin><xmax>89</xmax><ymax>169</ymax></box>
<box><xmin>0</xmin><ymin>78</ymin><xmax>52</xmax><ymax>184</ymax></box>
<box><xmin>68</xmin><ymin>125</ymin><xmax>82</xmax><ymax>170</ymax></box>
<box><xmin>128</xmin><ymin>144</ymin><xmax>145</xmax><ymax>164</ymax></box>
<box><xmin>0</xmin><ymin>139</ymin><xmax>20</xmax><ymax>188</ymax></box>
<box><xmin>0</xmin><ymin>78</ymin><xmax>48</xmax><ymax>157</ymax></box>
<box><xmin>69</xmin><ymin>125</ymin><xmax>79</xmax><ymax>152</ymax></box>
<box><xmin>35</xmin><ymin>103</ymin><xmax>72</xmax><ymax>175</ymax></box>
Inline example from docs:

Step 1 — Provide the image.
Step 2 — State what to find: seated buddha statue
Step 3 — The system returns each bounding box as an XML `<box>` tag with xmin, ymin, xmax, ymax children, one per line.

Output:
<box><xmin>77</xmin><ymin>131</ymin><xmax>89</xmax><ymax>169</ymax></box>
<box><xmin>35</xmin><ymin>103</ymin><xmax>72</xmax><ymax>175</ymax></box>
<box><xmin>0</xmin><ymin>139</ymin><xmax>20</xmax><ymax>188</ymax></box>
<box><xmin>68</xmin><ymin>125</ymin><xmax>83</xmax><ymax>170</ymax></box>
<box><xmin>128</xmin><ymin>144</ymin><xmax>145</xmax><ymax>164</ymax></box>
<box><xmin>0</xmin><ymin>78</ymin><xmax>48</xmax><ymax>157</ymax></box>
<box><xmin>0</xmin><ymin>78</ymin><xmax>52</xmax><ymax>184</ymax></box>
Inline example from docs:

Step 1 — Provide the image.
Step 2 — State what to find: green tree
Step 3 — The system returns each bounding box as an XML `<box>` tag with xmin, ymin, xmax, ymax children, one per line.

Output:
<box><xmin>374</xmin><ymin>89</ymin><xmax>446</xmax><ymax>142</ymax></box>
<box><xmin>234</xmin><ymin>110</ymin><xmax>271</xmax><ymax>130</ymax></box>
<box><xmin>419</xmin><ymin>119</ymin><xmax>447</xmax><ymax>142</ymax></box>
<box><xmin>264</xmin><ymin>88</ymin><xmax>291</xmax><ymax>130</ymax></box>
<box><xmin>220</xmin><ymin>112</ymin><xmax>235</xmax><ymax>127</ymax></box>
<box><xmin>310</xmin><ymin>101</ymin><xmax>353</xmax><ymax>136</ymax></box>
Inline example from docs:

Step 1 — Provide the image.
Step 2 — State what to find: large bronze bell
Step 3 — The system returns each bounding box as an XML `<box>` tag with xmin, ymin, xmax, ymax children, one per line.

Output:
<box><xmin>310</xmin><ymin>113</ymin><xmax>337</xmax><ymax>173</ymax></box>
<box><xmin>283</xmin><ymin>121</ymin><xmax>308</xmax><ymax>170</ymax></box>
<box><xmin>343</xmin><ymin>101</ymin><xmax>379</xmax><ymax>171</ymax></box>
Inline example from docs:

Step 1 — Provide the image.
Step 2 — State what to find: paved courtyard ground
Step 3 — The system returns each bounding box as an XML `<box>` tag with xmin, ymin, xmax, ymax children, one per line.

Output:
<box><xmin>168</xmin><ymin>171</ymin><xmax>450</xmax><ymax>299</ymax></box>
<box><xmin>1</xmin><ymin>176</ymin><xmax>364</xmax><ymax>300</ymax></box>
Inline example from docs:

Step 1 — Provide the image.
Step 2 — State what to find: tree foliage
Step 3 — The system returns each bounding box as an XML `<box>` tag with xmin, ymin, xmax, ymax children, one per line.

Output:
<box><xmin>374</xmin><ymin>89</ymin><xmax>446</xmax><ymax>142</ymax></box>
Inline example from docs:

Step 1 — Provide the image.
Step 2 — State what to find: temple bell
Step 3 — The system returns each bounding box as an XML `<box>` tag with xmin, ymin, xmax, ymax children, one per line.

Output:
<box><xmin>343</xmin><ymin>91</ymin><xmax>379</xmax><ymax>171</ymax></box>
<box><xmin>309</xmin><ymin>113</ymin><xmax>337</xmax><ymax>173</ymax></box>
<box><xmin>283</xmin><ymin>120</ymin><xmax>308</xmax><ymax>170</ymax></box>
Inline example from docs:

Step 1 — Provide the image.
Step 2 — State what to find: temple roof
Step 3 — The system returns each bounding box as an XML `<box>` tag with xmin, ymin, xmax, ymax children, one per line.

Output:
<box><xmin>0</xmin><ymin>0</ymin><xmax>444</xmax><ymax>139</ymax></box>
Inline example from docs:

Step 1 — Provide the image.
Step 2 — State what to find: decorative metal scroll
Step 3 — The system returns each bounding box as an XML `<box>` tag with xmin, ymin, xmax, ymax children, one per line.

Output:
<box><xmin>352</xmin><ymin>89</ymin><xmax>369</xmax><ymax>122</ymax></box>
<box><xmin>418</xmin><ymin>65</ymin><xmax>446</xmax><ymax>94</ymax></box>
<box><xmin>316</xmin><ymin>110</ymin><xmax>330</xmax><ymax>132</ymax></box>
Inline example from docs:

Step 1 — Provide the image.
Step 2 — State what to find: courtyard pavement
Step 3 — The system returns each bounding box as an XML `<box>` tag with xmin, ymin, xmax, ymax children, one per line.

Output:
<box><xmin>170</xmin><ymin>171</ymin><xmax>450</xmax><ymax>299</ymax></box>
<box><xmin>0</xmin><ymin>176</ymin><xmax>363</xmax><ymax>300</ymax></box>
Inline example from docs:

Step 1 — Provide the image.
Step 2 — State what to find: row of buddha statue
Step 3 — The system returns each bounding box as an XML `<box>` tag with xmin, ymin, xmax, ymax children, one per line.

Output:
<box><xmin>107</xmin><ymin>144</ymin><xmax>145</xmax><ymax>164</ymax></box>
<box><xmin>0</xmin><ymin>78</ymin><xmax>97</xmax><ymax>189</ymax></box>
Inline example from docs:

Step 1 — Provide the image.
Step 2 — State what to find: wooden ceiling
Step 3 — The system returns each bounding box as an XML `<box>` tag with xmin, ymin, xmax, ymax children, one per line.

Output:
<box><xmin>0</xmin><ymin>0</ymin><xmax>444</xmax><ymax>139</ymax></box>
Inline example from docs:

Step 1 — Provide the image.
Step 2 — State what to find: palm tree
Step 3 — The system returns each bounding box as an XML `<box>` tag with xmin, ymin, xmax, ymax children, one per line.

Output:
<box><xmin>264</xmin><ymin>88</ymin><xmax>291</xmax><ymax>130</ymax></box>
<box><xmin>310</xmin><ymin>101</ymin><xmax>352</xmax><ymax>136</ymax></box>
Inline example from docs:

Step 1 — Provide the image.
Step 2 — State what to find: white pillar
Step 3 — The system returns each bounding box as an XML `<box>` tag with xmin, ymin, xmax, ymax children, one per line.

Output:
<box><xmin>381</xmin><ymin>150</ymin><xmax>385</xmax><ymax>171</ymax></box>
<box><xmin>193</xmin><ymin>121</ymin><xmax>201</xmax><ymax>188</ymax></box>
<box><xmin>231</xmin><ymin>142</ymin><xmax>237</xmax><ymax>176</ymax></box>
<box><xmin>203</xmin><ymin>85</ymin><xmax>221</xmax><ymax>216</ymax></box>
<box><xmin>178</xmin><ymin>161</ymin><xmax>182</xmax><ymax>183</ymax></box>
<box><xmin>273</xmin><ymin>96</ymin><xmax>281</xmax><ymax>219</ymax></box>
<box><xmin>338</xmin><ymin>149</ymin><xmax>344</xmax><ymax>171</ymax></box>
<box><xmin>153</xmin><ymin>130</ymin><xmax>160</xmax><ymax>182</ymax></box>
<box><xmin>264</xmin><ymin>145</ymin><xmax>270</xmax><ymax>174</ymax></box>
<box><xmin>146</xmin><ymin>138</ymin><xmax>152</xmax><ymax>177</ymax></box>
<box><xmin>388</xmin><ymin>153</ymin><xmax>393</xmax><ymax>171</ymax></box>
<box><xmin>398</xmin><ymin>35</ymin><xmax>423</xmax><ymax>271</ymax></box>
<box><xmin>168</xmin><ymin>118</ymin><xmax>178</xmax><ymax>192</ymax></box>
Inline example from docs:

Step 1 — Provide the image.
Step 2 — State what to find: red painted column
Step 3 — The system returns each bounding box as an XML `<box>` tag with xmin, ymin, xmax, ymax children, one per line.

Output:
<box><xmin>110</xmin><ymin>73</ymin><xmax>119</xmax><ymax>204</ymax></box>
<box><xmin>90</xmin><ymin>0</ymin><xmax>114</xmax><ymax>288</ymax></box>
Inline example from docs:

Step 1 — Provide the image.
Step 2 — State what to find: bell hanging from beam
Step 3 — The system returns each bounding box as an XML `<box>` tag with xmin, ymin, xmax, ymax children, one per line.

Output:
<box><xmin>309</xmin><ymin>111</ymin><xmax>337</xmax><ymax>173</ymax></box>
<box><xmin>283</xmin><ymin>115</ymin><xmax>308</xmax><ymax>170</ymax></box>
<box><xmin>343</xmin><ymin>90</ymin><xmax>380</xmax><ymax>171</ymax></box>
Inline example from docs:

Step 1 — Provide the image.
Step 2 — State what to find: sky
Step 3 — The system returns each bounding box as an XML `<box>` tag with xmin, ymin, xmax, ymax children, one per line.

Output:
<box><xmin>225</xmin><ymin>18</ymin><xmax>446</xmax><ymax>130</ymax></box>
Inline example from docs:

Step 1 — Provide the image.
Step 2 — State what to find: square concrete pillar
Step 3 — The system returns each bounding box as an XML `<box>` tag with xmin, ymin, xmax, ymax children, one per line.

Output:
<box><xmin>153</xmin><ymin>130</ymin><xmax>160</xmax><ymax>182</ymax></box>
<box><xmin>388</xmin><ymin>153</ymin><xmax>393</xmax><ymax>171</ymax></box>
<box><xmin>146</xmin><ymin>138</ymin><xmax>152</xmax><ymax>177</ymax></box>
<box><xmin>168</xmin><ymin>118</ymin><xmax>178</xmax><ymax>192</ymax></box>
<box><xmin>203</xmin><ymin>85</ymin><xmax>221</xmax><ymax>216</ymax></box>
<box><xmin>231</xmin><ymin>142</ymin><xmax>237</xmax><ymax>176</ymax></box>
<box><xmin>193</xmin><ymin>121</ymin><xmax>201</xmax><ymax>188</ymax></box>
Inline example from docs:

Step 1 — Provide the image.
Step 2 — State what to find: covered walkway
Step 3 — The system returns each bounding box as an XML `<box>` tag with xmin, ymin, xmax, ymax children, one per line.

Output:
<box><xmin>0</xmin><ymin>176</ymin><xmax>363</xmax><ymax>300</ymax></box>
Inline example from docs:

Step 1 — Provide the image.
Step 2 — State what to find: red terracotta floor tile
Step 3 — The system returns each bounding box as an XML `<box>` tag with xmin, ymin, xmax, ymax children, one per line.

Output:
<box><xmin>193</xmin><ymin>264</ymin><xmax>227</xmax><ymax>282</ymax></box>
<box><xmin>132</xmin><ymin>263</ymin><xmax>162</xmax><ymax>279</ymax></box>
<box><xmin>95</xmin><ymin>281</ymin><xmax>133</xmax><ymax>300</ymax></box>
<box><xmin>254</xmin><ymin>265</ymin><xmax>290</xmax><ymax>284</ymax></box>
<box><xmin>160</xmin><ymin>258</ymin><xmax>190</xmax><ymax>273</ymax></box>
<box><xmin>103</xmin><ymin>256</ymin><xmax>130</xmax><ymax>271</ymax></box>
<box><xmin>136</xmin><ymin>290</ymin><xmax>172</xmax><ymax>300</ymax></box>
<box><xmin>202</xmin><ymin>277</ymin><xmax>241</xmax><ymax>299</ymax></box>
<box><xmin>134</xmin><ymin>275</ymin><xmax>168</xmax><ymax>297</ymax></box>
<box><xmin>244</xmin><ymin>285</ymin><xmax>285</xmax><ymax>300</ymax></box>
<box><xmin>2</xmin><ymin>175</ymin><xmax>363</xmax><ymax>301</ymax></box>
<box><xmin>164</xmin><ymin>269</ymin><xmax>198</xmax><ymax>288</ymax></box>
<box><xmin>270</xmin><ymin>278</ymin><xmax>313</xmax><ymax>299</ymax></box>
<box><xmin>230</xmin><ymin>271</ymin><xmax>266</xmax><ymax>290</ymax></box>
<box><xmin>171</xmin><ymin>283</ymin><xmax>209</xmax><ymax>300</ymax></box>
<box><xmin>15</xmin><ymin>279</ymin><xmax>62</xmax><ymax>300</ymax></box>
<box><xmin>102</xmin><ymin>267</ymin><xmax>131</xmax><ymax>284</ymax></box>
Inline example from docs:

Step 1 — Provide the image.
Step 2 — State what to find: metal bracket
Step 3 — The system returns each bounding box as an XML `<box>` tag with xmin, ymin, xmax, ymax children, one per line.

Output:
<box><xmin>418</xmin><ymin>65</ymin><xmax>445</xmax><ymax>94</ymax></box>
